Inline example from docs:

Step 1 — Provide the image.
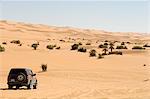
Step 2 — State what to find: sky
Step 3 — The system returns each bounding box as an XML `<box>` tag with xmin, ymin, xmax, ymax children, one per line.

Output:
<box><xmin>0</xmin><ymin>0</ymin><xmax>149</xmax><ymax>33</ymax></box>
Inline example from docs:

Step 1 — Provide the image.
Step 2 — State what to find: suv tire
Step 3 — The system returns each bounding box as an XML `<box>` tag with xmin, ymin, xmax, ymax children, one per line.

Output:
<box><xmin>33</xmin><ymin>85</ymin><xmax>37</xmax><ymax>89</ymax></box>
<box><xmin>8</xmin><ymin>85</ymin><xmax>13</xmax><ymax>89</ymax></box>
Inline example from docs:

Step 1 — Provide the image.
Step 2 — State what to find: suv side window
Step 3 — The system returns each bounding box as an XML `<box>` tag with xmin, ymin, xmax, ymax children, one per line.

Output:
<box><xmin>29</xmin><ymin>70</ymin><xmax>33</xmax><ymax>75</ymax></box>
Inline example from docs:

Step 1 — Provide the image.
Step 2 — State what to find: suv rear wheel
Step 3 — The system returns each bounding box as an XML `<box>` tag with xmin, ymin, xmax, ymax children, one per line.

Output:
<box><xmin>8</xmin><ymin>85</ymin><xmax>13</xmax><ymax>89</ymax></box>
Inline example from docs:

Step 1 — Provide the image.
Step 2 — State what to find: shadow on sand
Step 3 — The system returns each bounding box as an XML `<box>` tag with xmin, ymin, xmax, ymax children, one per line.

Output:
<box><xmin>36</xmin><ymin>71</ymin><xmax>46</xmax><ymax>73</ymax></box>
<box><xmin>0</xmin><ymin>88</ymin><xmax>29</xmax><ymax>90</ymax></box>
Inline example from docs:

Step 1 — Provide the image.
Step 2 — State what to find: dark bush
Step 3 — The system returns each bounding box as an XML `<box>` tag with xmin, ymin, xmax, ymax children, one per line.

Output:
<box><xmin>105</xmin><ymin>40</ymin><xmax>108</xmax><ymax>42</ymax></box>
<box><xmin>86</xmin><ymin>43</ymin><xmax>91</xmax><ymax>45</ymax></box>
<box><xmin>0</xmin><ymin>45</ymin><xmax>5</xmax><ymax>52</ymax></box>
<box><xmin>109</xmin><ymin>42</ymin><xmax>114</xmax><ymax>46</ymax></box>
<box><xmin>98</xmin><ymin>44</ymin><xmax>107</xmax><ymax>48</ymax></box>
<box><xmin>102</xmin><ymin>53</ymin><xmax>107</xmax><ymax>55</ymax></box>
<box><xmin>104</xmin><ymin>42</ymin><xmax>108</xmax><ymax>46</ymax></box>
<box><xmin>18</xmin><ymin>44</ymin><xmax>22</xmax><ymax>46</ymax></box>
<box><xmin>56</xmin><ymin>46</ymin><xmax>60</xmax><ymax>49</ymax></box>
<box><xmin>114</xmin><ymin>41</ymin><xmax>119</xmax><ymax>43</ymax></box>
<box><xmin>41</xmin><ymin>64</ymin><xmax>47</xmax><ymax>72</ymax></box>
<box><xmin>116</xmin><ymin>45</ymin><xmax>127</xmax><ymax>49</ymax></box>
<box><xmin>78</xmin><ymin>42</ymin><xmax>82</xmax><ymax>45</ymax></box>
<box><xmin>2</xmin><ymin>42</ymin><xmax>7</xmax><ymax>45</ymax></box>
<box><xmin>47</xmin><ymin>45</ymin><xmax>55</xmax><ymax>50</ymax></box>
<box><xmin>143</xmin><ymin>44</ymin><xmax>150</xmax><ymax>47</ymax></box>
<box><xmin>89</xmin><ymin>49</ymin><xmax>96</xmax><ymax>57</ymax></box>
<box><xmin>60</xmin><ymin>39</ymin><xmax>65</xmax><ymax>42</ymax></box>
<box><xmin>126</xmin><ymin>42</ymin><xmax>131</xmax><ymax>44</ymax></box>
<box><xmin>98</xmin><ymin>54</ymin><xmax>104</xmax><ymax>59</ymax></box>
<box><xmin>31</xmin><ymin>43</ymin><xmax>38</xmax><ymax>50</ymax></box>
<box><xmin>53</xmin><ymin>44</ymin><xmax>56</xmax><ymax>47</ymax></box>
<box><xmin>108</xmin><ymin>51</ymin><xmax>123</xmax><ymax>55</ymax></box>
<box><xmin>78</xmin><ymin>47</ymin><xmax>87</xmax><ymax>52</ymax></box>
<box><xmin>10</xmin><ymin>40</ymin><xmax>20</xmax><ymax>44</ymax></box>
<box><xmin>71</xmin><ymin>44</ymin><xmax>79</xmax><ymax>50</ymax></box>
<box><xmin>121</xmin><ymin>42</ymin><xmax>125</xmax><ymax>45</ymax></box>
<box><xmin>132</xmin><ymin>46</ymin><xmax>145</xmax><ymax>50</ymax></box>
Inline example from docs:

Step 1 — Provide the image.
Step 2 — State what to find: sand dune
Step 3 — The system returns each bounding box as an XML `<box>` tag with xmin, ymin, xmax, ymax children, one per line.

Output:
<box><xmin>0</xmin><ymin>20</ymin><xmax>150</xmax><ymax>99</ymax></box>
<box><xmin>0</xmin><ymin>20</ymin><xmax>149</xmax><ymax>42</ymax></box>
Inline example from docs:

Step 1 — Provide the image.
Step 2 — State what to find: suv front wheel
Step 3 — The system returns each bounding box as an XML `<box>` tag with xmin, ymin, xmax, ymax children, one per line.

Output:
<box><xmin>33</xmin><ymin>85</ymin><xmax>37</xmax><ymax>89</ymax></box>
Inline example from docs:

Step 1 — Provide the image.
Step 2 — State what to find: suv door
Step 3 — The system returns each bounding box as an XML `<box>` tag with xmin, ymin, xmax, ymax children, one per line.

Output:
<box><xmin>26</xmin><ymin>69</ymin><xmax>36</xmax><ymax>85</ymax></box>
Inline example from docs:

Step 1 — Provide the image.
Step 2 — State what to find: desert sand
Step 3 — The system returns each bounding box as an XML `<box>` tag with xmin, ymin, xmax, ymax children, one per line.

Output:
<box><xmin>0</xmin><ymin>20</ymin><xmax>150</xmax><ymax>99</ymax></box>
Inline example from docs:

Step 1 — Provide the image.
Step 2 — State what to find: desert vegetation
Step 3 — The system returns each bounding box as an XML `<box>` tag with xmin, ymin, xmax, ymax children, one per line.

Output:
<box><xmin>104</xmin><ymin>42</ymin><xmax>108</xmax><ymax>46</ymax></box>
<box><xmin>126</xmin><ymin>42</ymin><xmax>131</xmax><ymax>44</ymax></box>
<box><xmin>47</xmin><ymin>44</ymin><xmax>56</xmax><ymax>50</ymax></box>
<box><xmin>41</xmin><ymin>64</ymin><xmax>47</xmax><ymax>72</ymax></box>
<box><xmin>10</xmin><ymin>40</ymin><xmax>21</xmax><ymax>44</ymax></box>
<box><xmin>18</xmin><ymin>44</ymin><xmax>22</xmax><ymax>46</ymax></box>
<box><xmin>102</xmin><ymin>48</ymin><xmax>108</xmax><ymax>55</ymax></box>
<box><xmin>86</xmin><ymin>42</ymin><xmax>91</xmax><ymax>45</ymax></box>
<box><xmin>108</xmin><ymin>51</ymin><xmax>123</xmax><ymax>55</ymax></box>
<box><xmin>98</xmin><ymin>53</ymin><xmax>104</xmax><ymax>59</ymax></box>
<box><xmin>31</xmin><ymin>43</ymin><xmax>38</xmax><ymax>50</ymax></box>
<box><xmin>121</xmin><ymin>42</ymin><xmax>125</xmax><ymax>45</ymax></box>
<box><xmin>104</xmin><ymin>40</ymin><xmax>108</xmax><ymax>42</ymax></box>
<box><xmin>132</xmin><ymin>46</ymin><xmax>145</xmax><ymax>50</ymax></box>
<box><xmin>59</xmin><ymin>39</ymin><xmax>65</xmax><ymax>42</ymax></box>
<box><xmin>109</xmin><ymin>43</ymin><xmax>114</xmax><ymax>52</ymax></box>
<box><xmin>78</xmin><ymin>42</ymin><xmax>82</xmax><ymax>45</ymax></box>
<box><xmin>98</xmin><ymin>44</ymin><xmax>108</xmax><ymax>48</ymax></box>
<box><xmin>143</xmin><ymin>44</ymin><xmax>150</xmax><ymax>47</ymax></box>
<box><xmin>2</xmin><ymin>42</ymin><xmax>7</xmax><ymax>45</ymax></box>
<box><xmin>78</xmin><ymin>47</ymin><xmax>87</xmax><ymax>52</ymax></box>
<box><xmin>55</xmin><ymin>46</ymin><xmax>61</xmax><ymax>49</ymax></box>
<box><xmin>0</xmin><ymin>45</ymin><xmax>5</xmax><ymax>52</ymax></box>
<box><xmin>89</xmin><ymin>49</ymin><xmax>96</xmax><ymax>57</ymax></box>
<box><xmin>116</xmin><ymin>45</ymin><xmax>127</xmax><ymax>49</ymax></box>
<box><xmin>71</xmin><ymin>44</ymin><xmax>79</xmax><ymax>50</ymax></box>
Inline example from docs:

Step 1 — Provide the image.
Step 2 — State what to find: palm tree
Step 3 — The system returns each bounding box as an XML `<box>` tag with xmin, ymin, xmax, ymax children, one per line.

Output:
<box><xmin>109</xmin><ymin>42</ymin><xmax>114</xmax><ymax>46</ymax></box>
<box><xmin>109</xmin><ymin>46</ymin><xmax>114</xmax><ymax>52</ymax></box>
<box><xmin>109</xmin><ymin>43</ymin><xmax>114</xmax><ymax>52</ymax></box>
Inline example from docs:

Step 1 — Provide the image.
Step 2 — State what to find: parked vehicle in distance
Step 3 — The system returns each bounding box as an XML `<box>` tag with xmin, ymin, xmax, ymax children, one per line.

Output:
<box><xmin>7</xmin><ymin>68</ymin><xmax>37</xmax><ymax>89</ymax></box>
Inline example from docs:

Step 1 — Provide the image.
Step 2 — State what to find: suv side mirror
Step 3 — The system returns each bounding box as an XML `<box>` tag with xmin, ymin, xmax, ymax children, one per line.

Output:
<box><xmin>32</xmin><ymin>74</ymin><xmax>36</xmax><ymax>76</ymax></box>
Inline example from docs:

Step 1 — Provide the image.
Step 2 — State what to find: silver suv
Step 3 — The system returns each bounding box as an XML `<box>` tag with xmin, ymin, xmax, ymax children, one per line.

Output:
<box><xmin>7</xmin><ymin>68</ymin><xmax>37</xmax><ymax>89</ymax></box>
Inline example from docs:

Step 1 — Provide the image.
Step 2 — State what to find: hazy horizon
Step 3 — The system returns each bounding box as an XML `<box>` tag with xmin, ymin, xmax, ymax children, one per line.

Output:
<box><xmin>0</xmin><ymin>0</ymin><xmax>149</xmax><ymax>33</ymax></box>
